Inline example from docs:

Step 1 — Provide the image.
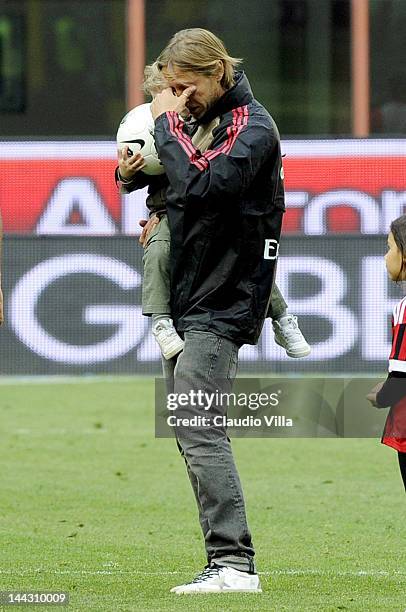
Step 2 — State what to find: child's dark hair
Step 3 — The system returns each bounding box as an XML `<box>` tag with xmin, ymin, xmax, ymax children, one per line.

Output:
<box><xmin>390</xmin><ymin>214</ymin><xmax>406</xmax><ymax>281</ymax></box>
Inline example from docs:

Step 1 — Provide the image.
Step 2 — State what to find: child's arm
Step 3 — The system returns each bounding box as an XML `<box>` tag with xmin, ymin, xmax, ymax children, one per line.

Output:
<box><xmin>367</xmin><ymin>372</ymin><xmax>406</xmax><ymax>408</ymax></box>
<box><xmin>115</xmin><ymin>165</ymin><xmax>150</xmax><ymax>192</ymax></box>
<box><xmin>116</xmin><ymin>145</ymin><xmax>149</xmax><ymax>192</ymax></box>
<box><xmin>375</xmin><ymin>372</ymin><xmax>406</xmax><ymax>408</ymax></box>
<box><xmin>366</xmin><ymin>381</ymin><xmax>384</xmax><ymax>407</ymax></box>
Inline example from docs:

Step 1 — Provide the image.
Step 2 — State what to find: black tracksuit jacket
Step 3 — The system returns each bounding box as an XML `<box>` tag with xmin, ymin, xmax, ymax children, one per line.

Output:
<box><xmin>118</xmin><ymin>71</ymin><xmax>285</xmax><ymax>346</ymax></box>
<box><xmin>153</xmin><ymin>71</ymin><xmax>284</xmax><ymax>346</ymax></box>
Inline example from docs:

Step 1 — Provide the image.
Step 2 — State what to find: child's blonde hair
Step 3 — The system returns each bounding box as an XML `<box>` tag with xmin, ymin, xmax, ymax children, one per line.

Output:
<box><xmin>143</xmin><ymin>62</ymin><xmax>168</xmax><ymax>97</ymax></box>
<box><xmin>156</xmin><ymin>28</ymin><xmax>242</xmax><ymax>90</ymax></box>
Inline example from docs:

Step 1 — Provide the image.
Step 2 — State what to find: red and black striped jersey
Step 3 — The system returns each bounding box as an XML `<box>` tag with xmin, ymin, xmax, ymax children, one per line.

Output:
<box><xmin>389</xmin><ymin>296</ymin><xmax>406</xmax><ymax>372</ymax></box>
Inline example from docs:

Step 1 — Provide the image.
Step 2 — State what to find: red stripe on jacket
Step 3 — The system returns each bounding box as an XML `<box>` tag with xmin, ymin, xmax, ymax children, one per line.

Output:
<box><xmin>204</xmin><ymin>106</ymin><xmax>248</xmax><ymax>162</ymax></box>
<box><xmin>166</xmin><ymin>111</ymin><xmax>207</xmax><ymax>171</ymax></box>
<box><xmin>165</xmin><ymin>105</ymin><xmax>249</xmax><ymax>172</ymax></box>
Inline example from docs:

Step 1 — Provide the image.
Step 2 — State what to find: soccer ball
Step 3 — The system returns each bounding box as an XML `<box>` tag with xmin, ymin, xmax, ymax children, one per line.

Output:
<box><xmin>116</xmin><ymin>103</ymin><xmax>164</xmax><ymax>175</ymax></box>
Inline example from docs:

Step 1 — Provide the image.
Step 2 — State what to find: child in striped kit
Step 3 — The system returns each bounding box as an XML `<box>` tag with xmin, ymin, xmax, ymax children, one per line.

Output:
<box><xmin>367</xmin><ymin>214</ymin><xmax>406</xmax><ymax>491</ymax></box>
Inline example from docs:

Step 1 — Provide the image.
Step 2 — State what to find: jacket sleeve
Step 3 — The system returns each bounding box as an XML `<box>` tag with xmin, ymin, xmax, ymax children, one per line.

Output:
<box><xmin>153</xmin><ymin>110</ymin><xmax>278</xmax><ymax>203</ymax></box>
<box><xmin>376</xmin><ymin>371</ymin><xmax>406</xmax><ymax>408</ymax></box>
<box><xmin>114</xmin><ymin>166</ymin><xmax>151</xmax><ymax>194</ymax></box>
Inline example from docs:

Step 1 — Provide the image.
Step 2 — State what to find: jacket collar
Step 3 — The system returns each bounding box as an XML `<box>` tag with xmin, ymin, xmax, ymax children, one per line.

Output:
<box><xmin>195</xmin><ymin>71</ymin><xmax>253</xmax><ymax>125</ymax></box>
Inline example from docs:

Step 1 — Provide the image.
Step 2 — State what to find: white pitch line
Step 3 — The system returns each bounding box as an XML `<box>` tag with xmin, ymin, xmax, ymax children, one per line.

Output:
<box><xmin>0</xmin><ymin>373</ymin><xmax>385</xmax><ymax>386</ymax></box>
<box><xmin>263</xmin><ymin>569</ymin><xmax>404</xmax><ymax>577</ymax></box>
<box><xmin>12</xmin><ymin>428</ymin><xmax>108</xmax><ymax>435</ymax></box>
<box><xmin>0</xmin><ymin>569</ymin><xmax>403</xmax><ymax>578</ymax></box>
<box><xmin>0</xmin><ymin>375</ymin><xmax>149</xmax><ymax>386</ymax></box>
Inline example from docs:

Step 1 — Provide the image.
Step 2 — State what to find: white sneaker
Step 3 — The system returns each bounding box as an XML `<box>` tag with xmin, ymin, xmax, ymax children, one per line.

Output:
<box><xmin>170</xmin><ymin>563</ymin><xmax>262</xmax><ymax>594</ymax></box>
<box><xmin>152</xmin><ymin>318</ymin><xmax>184</xmax><ymax>360</ymax></box>
<box><xmin>272</xmin><ymin>314</ymin><xmax>311</xmax><ymax>358</ymax></box>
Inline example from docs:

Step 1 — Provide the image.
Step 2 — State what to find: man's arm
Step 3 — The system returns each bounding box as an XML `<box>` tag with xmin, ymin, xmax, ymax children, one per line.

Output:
<box><xmin>151</xmin><ymin>86</ymin><xmax>279</xmax><ymax>204</ymax></box>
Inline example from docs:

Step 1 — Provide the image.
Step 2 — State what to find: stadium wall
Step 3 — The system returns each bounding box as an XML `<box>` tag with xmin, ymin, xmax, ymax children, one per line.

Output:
<box><xmin>0</xmin><ymin>235</ymin><xmax>400</xmax><ymax>376</ymax></box>
<box><xmin>0</xmin><ymin>138</ymin><xmax>405</xmax><ymax>375</ymax></box>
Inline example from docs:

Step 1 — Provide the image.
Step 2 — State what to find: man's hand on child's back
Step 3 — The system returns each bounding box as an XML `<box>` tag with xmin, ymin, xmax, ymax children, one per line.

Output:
<box><xmin>118</xmin><ymin>145</ymin><xmax>146</xmax><ymax>180</ymax></box>
<box><xmin>139</xmin><ymin>215</ymin><xmax>160</xmax><ymax>247</ymax></box>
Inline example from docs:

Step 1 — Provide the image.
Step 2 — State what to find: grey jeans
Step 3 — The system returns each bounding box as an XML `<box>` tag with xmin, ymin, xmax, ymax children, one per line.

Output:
<box><xmin>162</xmin><ymin>330</ymin><xmax>256</xmax><ymax>573</ymax></box>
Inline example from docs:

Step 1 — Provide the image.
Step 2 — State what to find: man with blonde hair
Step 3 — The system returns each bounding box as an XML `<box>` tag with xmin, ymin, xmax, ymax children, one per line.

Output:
<box><xmin>119</xmin><ymin>60</ymin><xmax>309</xmax><ymax>360</ymax></box>
<box><xmin>118</xmin><ymin>28</ymin><xmax>285</xmax><ymax>594</ymax></box>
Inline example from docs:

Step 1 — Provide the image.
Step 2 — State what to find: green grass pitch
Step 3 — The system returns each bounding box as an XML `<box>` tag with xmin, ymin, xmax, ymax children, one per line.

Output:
<box><xmin>0</xmin><ymin>377</ymin><xmax>405</xmax><ymax>611</ymax></box>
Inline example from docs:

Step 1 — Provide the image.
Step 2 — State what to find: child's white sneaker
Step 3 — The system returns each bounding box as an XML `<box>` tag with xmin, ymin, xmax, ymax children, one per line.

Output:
<box><xmin>170</xmin><ymin>563</ymin><xmax>262</xmax><ymax>594</ymax></box>
<box><xmin>272</xmin><ymin>314</ymin><xmax>311</xmax><ymax>358</ymax></box>
<box><xmin>152</xmin><ymin>318</ymin><xmax>184</xmax><ymax>360</ymax></box>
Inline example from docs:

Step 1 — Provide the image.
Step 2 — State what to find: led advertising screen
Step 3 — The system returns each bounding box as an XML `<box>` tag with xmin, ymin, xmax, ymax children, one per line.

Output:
<box><xmin>0</xmin><ymin>235</ymin><xmax>400</xmax><ymax>375</ymax></box>
<box><xmin>0</xmin><ymin>139</ymin><xmax>405</xmax><ymax>374</ymax></box>
<box><xmin>0</xmin><ymin>139</ymin><xmax>404</xmax><ymax>236</ymax></box>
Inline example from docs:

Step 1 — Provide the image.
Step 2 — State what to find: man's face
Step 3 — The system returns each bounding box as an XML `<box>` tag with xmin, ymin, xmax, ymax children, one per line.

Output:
<box><xmin>162</xmin><ymin>65</ymin><xmax>225</xmax><ymax>119</ymax></box>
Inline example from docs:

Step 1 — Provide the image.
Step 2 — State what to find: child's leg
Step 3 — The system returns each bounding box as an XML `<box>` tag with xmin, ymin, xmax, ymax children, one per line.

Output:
<box><xmin>397</xmin><ymin>452</ymin><xmax>406</xmax><ymax>491</ymax></box>
<box><xmin>267</xmin><ymin>283</ymin><xmax>287</xmax><ymax>320</ymax></box>
<box><xmin>142</xmin><ymin>215</ymin><xmax>171</xmax><ymax>316</ymax></box>
<box><xmin>268</xmin><ymin>283</ymin><xmax>311</xmax><ymax>358</ymax></box>
<box><xmin>142</xmin><ymin>215</ymin><xmax>183</xmax><ymax>359</ymax></box>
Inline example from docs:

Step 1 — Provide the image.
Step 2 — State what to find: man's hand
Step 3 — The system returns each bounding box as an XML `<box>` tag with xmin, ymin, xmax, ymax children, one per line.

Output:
<box><xmin>139</xmin><ymin>215</ymin><xmax>160</xmax><ymax>247</ymax></box>
<box><xmin>366</xmin><ymin>381</ymin><xmax>384</xmax><ymax>407</ymax></box>
<box><xmin>151</xmin><ymin>86</ymin><xmax>196</xmax><ymax>120</ymax></box>
<box><xmin>117</xmin><ymin>145</ymin><xmax>146</xmax><ymax>180</ymax></box>
<box><xmin>0</xmin><ymin>286</ymin><xmax>4</xmax><ymax>325</ymax></box>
